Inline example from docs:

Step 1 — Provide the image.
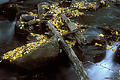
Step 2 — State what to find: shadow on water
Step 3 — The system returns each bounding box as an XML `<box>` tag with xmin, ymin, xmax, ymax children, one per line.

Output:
<box><xmin>25</xmin><ymin>52</ymin><xmax>79</xmax><ymax>80</ymax></box>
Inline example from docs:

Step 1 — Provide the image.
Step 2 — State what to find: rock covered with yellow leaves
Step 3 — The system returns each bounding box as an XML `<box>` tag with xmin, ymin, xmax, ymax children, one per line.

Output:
<box><xmin>2</xmin><ymin>35</ymin><xmax>59</xmax><ymax>70</ymax></box>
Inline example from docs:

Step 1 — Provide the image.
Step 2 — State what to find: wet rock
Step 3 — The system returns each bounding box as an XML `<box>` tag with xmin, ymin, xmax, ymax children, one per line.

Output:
<box><xmin>21</xmin><ymin>14</ymin><xmax>34</xmax><ymax>22</ymax></box>
<box><xmin>0</xmin><ymin>4</ymin><xmax>18</xmax><ymax>21</ymax></box>
<box><xmin>97</xmin><ymin>26</ymin><xmax>120</xmax><ymax>44</ymax></box>
<box><xmin>114</xmin><ymin>45</ymin><xmax>120</xmax><ymax>64</ymax></box>
<box><xmin>83</xmin><ymin>27</ymin><xmax>104</xmax><ymax>44</ymax></box>
<box><xmin>11</xmin><ymin>35</ymin><xmax>59</xmax><ymax>70</ymax></box>
<box><xmin>83</xmin><ymin>45</ymin><xmax>105</xmax><ymax>55</ymax></box>
<box><xmin>27</xmin><ymin>33</ymin><xmax>39</xmax><ymax>42</ymax></box>
<box><xmin>15</xmin><ymin>20</ymin><xmax>47</xmax><ymax>36</ymax></box>
<box><xmin>81</xmin><ymin>28</ymin><xmax>106</xmax><ymax>62</ymax></box>
<box><xmin>82</xmin><ymin>26</ymin><xmax>119</xmax><ymax>63</ymax></box>
<box><xmin>15</xmin><ymin>21</ymin><xmax>30</xmax><ymax>36</ymax></box>
<box><xmin>59</xmin><ymin>0</ymin><xmax>72</xmax><ymax>7</ymax></box>
<box><xmin>71</xmin><ymin>0</ymin><xmax>100</xmax><ymax>10</ymax></box>
<box><xmin>82</xmin><ymin>44</ymin><xmax>105</xmax><ymax>63</ymax></box>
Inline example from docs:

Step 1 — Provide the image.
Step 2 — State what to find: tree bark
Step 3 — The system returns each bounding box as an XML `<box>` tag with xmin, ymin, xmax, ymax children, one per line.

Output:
<box><xmin>47</xmin><ymin>21</ymin><xmax>90</xmax><ymax>80</ymax></box>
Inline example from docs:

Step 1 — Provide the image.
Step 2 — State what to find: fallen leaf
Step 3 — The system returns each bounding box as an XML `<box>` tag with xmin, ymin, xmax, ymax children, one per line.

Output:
<box><xmin>106</xmin><ymin>45</ymin><xmax>112</xmax><ymax>49</ymax></box>
<box><xmin>112</xmin><ymin>48</ymin><xmax>115</xmax><ymax>52</ymax></box>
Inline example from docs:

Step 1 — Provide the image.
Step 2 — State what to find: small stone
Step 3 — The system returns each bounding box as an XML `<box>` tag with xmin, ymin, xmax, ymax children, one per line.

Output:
<box><xmin>21</xmin><ymin>14</ymin><xmax>34</xmax><ymax>22</ymax></box>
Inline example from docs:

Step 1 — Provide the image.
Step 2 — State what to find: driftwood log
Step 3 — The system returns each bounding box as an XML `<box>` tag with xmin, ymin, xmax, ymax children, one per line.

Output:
<box><xmin>47</xmin><ymin>21</ymin><xmax>90</xmax><ymax>80</ymax></box>
<box><xmin>61</xmin><ymin>14</ymin><xmax>87</xmax><ymax>45</ymax></box>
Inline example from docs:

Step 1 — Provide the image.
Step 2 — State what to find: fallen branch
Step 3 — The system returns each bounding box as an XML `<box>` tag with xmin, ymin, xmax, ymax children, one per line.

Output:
<box><xmin>47</xmin><ymin>21</ymin><xmax>90</xmax><ymax>80</ymax></box>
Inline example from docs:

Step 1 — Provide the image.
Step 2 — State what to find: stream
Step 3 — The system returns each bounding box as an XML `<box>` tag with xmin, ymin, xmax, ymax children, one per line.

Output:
<box><xmin>84</xmin><ymin>42</ymin><xmax>120</xmax><ymax>80</ymax></box>
<box><xmin>0</xmin><ymin>0</ymin><xmax>120</xmax><ymax>80</ymax></box>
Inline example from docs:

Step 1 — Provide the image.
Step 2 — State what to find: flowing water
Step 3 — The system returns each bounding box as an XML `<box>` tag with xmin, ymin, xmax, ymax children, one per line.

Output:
<box><xmin>0</xmin><ymin>0</ymin><xmax>9</xmax><ymax>5</ymax></box>
<box><xmin>0</xmin><ymin>1</ymin><xmax>120</xmax><ymax>80</ymax></box>
<box><xmin>84</xmin><ymin>42</ymin><xmax>120</xmax><ymax>80</ymax></box>
<box><xmin>0</xmin><ymin>20</ymin><xmax>15</xmax><ymax>43</ymax></box>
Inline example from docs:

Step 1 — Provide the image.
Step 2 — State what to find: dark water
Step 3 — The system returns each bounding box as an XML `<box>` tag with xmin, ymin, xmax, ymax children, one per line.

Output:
<box><xmin>0</xmin><ymin>1</ymin><xmax>120</xmax><ymax>80</ymax></box>
<box><xmin>79</xmin><ymin>2</ymin><xmax>120</xmax><ymax>28</ymax></box>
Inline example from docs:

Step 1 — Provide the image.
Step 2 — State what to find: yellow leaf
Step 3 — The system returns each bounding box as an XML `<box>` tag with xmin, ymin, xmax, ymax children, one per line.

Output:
<box><xmin>33</xmin><ymin>14</ymin><xmax>38</xmax><ymax>17</ymax></box>
<box><xmin>116</xmin><ymin>31</ymin><xmax>118</xmax><ymax>35</ymax></box>
<box><xmin>100</xmin><ymin>1</ymin><xmax>106</xmax><ymax>5</ymax></box>
<box><xmin>29</xmin><ymin>12</ymin><xmax>33</xmax><ymax>16</ymax></box>
<box><xmin>112</xmin><ymin>48</ymin><xmax>115</xmax><ymax>52</ymax></box>
<box><xmin>106</xmin><ymin>45</ymin><xmax>112</xmax><ymax>49</ymax></box>
<box><xmin>60</xmin><ymin>49</ymin><xmax>62</xmax><ymax>53</ymax></box>
<box><xmin>95</xmin><ymin>43</ymin><xmax>102</xmax><ymax>46</ymax></box>
<box><xmin>42</xmin><ymin>5</ymin><xmax>45</xmax><ymax>7</ymax></box>
<box><xmin>97</xmin><ymin>34</ymin><xmax>104</xmax><ymax>40</ymax></box>
<box><xmin>80</xmin><ymin>12</ymin><xmax>84</xmax><ymax>15</ymax></box>
<box><xmin>99</xmin><ymin>34</ymin><xmax>104</xmax><ymax>37</ymax></box>
<box><xmin>19</xmin><ymin>16</ymin><xmax>22</xmax><ymax>22</ymax></box>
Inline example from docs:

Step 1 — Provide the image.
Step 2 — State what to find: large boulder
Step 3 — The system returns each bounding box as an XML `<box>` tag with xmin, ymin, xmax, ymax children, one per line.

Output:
<box><xmin>13</xmin><ymin>36</ymin><xmax>59</xmax><ymax>70</ymax></box>
<box><xmin>3</xmin><ymin>35</ymin><xmax>59</xmax><ymax>70</ymax></box>
<box><xmin>81</xmin><ymin>28</ymin><xmax>106</xmax><ymax>63</ymax></box>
